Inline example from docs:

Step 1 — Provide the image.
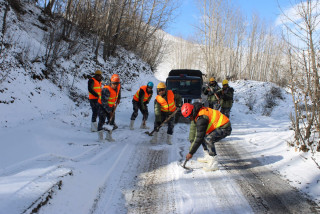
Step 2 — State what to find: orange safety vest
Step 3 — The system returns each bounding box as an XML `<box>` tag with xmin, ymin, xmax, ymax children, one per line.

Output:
<box><xmin>88</xmin><ymin>78</ymin><xmax>102</xmax><ymax>99</ymax></box>
<box><xmin>98</xmin><ymin>84</ymin><xmax>120</xmax><ymax>107</ymax></box>
<box><xmin>133</xmin><ymin>86</ymin><xmax>151</xmax><ymax>102</ymax></box>
<box><xmin>195</xmin><ymin>107</ymin><xmax>229</xmax><ymax>134</ymax></box>
<box><xmin>155</xmin><ymin>90</ymin><xmax>176</xmax><ymax>112</ymax></box>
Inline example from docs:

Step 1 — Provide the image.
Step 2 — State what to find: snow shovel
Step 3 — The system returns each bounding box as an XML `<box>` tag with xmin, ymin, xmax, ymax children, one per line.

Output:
<box><xmin>145</xmin><ymin>108</ymin><xmax>180</xmax><ymax>136</ymax></box>
<box><xmin>180</xmin><ymin>159</ymin><xmax>193</xmax><ymax>172</ymax></box>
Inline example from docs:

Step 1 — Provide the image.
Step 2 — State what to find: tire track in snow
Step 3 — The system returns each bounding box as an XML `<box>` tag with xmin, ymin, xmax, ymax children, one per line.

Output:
<box><xmin>89</xmin><ymin>143</ymin><xmax>130</xmax><ymax>213</ymax></box>
<box><xmin>217</xmin><ymin>140</ymin><xmax>320</xmax><ymax>213</ymax></box>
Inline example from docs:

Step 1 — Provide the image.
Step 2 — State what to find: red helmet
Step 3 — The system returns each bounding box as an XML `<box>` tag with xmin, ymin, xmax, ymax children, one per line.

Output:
<box><xmin>181</xmin><ymin>103</ymin><xmax>194</xmax><ymax>118</ymax></box>
<box><xmin>111</xmin><ymin>74</ymin><xmax>120</xmax><ymax>83</ymax></box>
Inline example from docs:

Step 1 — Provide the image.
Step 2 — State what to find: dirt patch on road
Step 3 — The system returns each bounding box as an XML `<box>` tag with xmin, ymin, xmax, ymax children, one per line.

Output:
<box><xmin>126</xmin><ymin>146</ymin><xmax>177</xmax><ymax>214</ymax></box>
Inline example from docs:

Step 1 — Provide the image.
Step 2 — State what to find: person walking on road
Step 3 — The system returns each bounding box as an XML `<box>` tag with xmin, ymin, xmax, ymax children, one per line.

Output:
<box><xmin>216</xmin><ymin>79</ymin><xmax>234</xmax><ymax>118</ymax></box>
<box><xmin>203</xmin><ymin>77</ymin><xmax>221</xmax><ymax>110</ymax></box>
<box><xmin>97</xmin><ymin>74</ymin><xmax>121</xmax><ymax>142</ymax></box>
<box><xmin>181</xmin><ymin>102</ymin><xmax>232</xmax><ymax>171</ymax></box>
<box><xmin>88</xmin><ymin>70</ymin><xmax>102</xmax><ymax>132</ymax></box>
<box><xmin>151</xmin><ymin>82</ymin><xmax>182</xmax><ymax>145</ymax></box>
<box><xmin>130</xmin><ymin>82</ymin><xmax>154</xmax><ymax>130</ymax></box>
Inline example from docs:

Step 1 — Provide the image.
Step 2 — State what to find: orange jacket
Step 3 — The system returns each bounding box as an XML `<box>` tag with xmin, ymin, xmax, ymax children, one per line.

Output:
<box><xmin>133</xmin><ymin>86</ymin><xmax>152</xmax><ymax>102</ymax></box>
<box><xmin>195</xmin><ymin>107</ymin><xmax>229</xmax><ymax>134</ymax></box>
<box><xmin>155</xmin><ymin>90</ymin><xmax>176</xmax><ymax>112</ymax></box>
<box><xmin>98</xmin><ymin>84</ymin><xmax>120</xmax><ymax>107</ymax></box>
<box><xmin>88</xmin><ymin>78</ymin><xmax>102</xmax><ymax>99</ymax></box>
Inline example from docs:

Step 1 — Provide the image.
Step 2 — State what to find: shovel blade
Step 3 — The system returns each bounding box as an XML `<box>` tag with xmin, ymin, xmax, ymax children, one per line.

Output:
<box><xmin>180</xmin><ymin>163</ymin><xmax>193</xmax><ymax>173</ymax></box>
<box><xmin>181</xmin><ymin>165</ymin><xmax>191</xmax><ymax>170</ymax></box>
<box><xmin>181</xmin><ymin>160</ymin><xmax>193</xmax><ymax>171</ymax></box>
<box><xmin>145</xmin><ymin>131</ymin><xmax>153</xmax><ymax>136</ymax></box>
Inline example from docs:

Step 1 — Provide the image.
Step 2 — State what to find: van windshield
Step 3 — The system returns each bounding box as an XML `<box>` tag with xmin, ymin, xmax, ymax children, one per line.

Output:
<box><xmin>166</xmin><ymin>79</ymin><xmax>202</xmax><ymax>96</ymax></box>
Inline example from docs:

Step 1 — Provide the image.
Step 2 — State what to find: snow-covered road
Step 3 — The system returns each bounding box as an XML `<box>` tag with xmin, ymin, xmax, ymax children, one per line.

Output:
<box><xmin>1</xmin><ymin>80</ymin><xmax>320</xmax><ymax>214</ymax></box>
<box><xmin>1</xmin><ymin>115</ymin><xmax>318</xmax><ymax>213</ymax></box>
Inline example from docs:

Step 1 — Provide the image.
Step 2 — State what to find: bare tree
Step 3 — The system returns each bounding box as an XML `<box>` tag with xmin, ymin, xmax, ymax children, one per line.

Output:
<box><xmin>279</xmin><ymin>0</ymin><xmax>320</xmax><ymax>152</ymax></box>
<box><xmin>36</xmin><ymin>0</ymin><xmax>178</xmax><ymax>68</ymax></box>
<box><xmin>196</xmin><ymin>0</ymin><xmax>285</xmax><ymax>83</ymax></box>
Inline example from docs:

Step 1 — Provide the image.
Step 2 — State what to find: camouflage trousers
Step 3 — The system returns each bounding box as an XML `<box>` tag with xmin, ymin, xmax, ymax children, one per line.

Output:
<box><xmin>97</xmin><ymin>108</ymin><xmax>116</xmax><ymax>131</ymax></box>
<box><xmin>204</xmin><ymin>125</ymin><xmax>232</xmax><ymax>156</ymax></box>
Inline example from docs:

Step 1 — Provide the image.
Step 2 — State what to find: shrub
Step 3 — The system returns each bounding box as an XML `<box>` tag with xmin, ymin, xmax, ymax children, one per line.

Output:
<box><xmin>263</xmin><ymin>86</ymin><xmax>283</xmax><ymax>116</ymax></box>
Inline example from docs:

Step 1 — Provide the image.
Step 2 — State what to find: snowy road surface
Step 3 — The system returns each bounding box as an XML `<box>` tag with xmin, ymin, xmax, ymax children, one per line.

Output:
<box><xmin>0</xmin><ymin>111</ymin><xmax>319</xmax><ymax>214</ymax></box>
<box><xmin>1</xmin><ymin>80</ymin><xmax>320</xmax><ymax>213</ymax></box>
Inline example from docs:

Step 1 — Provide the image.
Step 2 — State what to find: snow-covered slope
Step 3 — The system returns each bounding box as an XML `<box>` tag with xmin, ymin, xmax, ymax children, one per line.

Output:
<box><xmin>0</xmin><ymin>0</ymin><xmax>158</xmax><ymax>128</ymax></box>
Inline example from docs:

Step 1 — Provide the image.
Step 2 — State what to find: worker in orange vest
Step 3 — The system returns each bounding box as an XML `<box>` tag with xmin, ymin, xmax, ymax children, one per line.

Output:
<box><xmin>181</xmin><ymin>102</ymin><xmax>232</xmax><ymax>171</ymax></box>
<box><xmin>88</xmin><ymin>70</ymin><xmax>102</xmax><ymax>132</ymax></box>
<box><xmin>151</xmin><ymin>82</ymin><xmax>181</xmax><ymax>145</ymax></box>
<box><xmin>130</xmin><ymin>82</ymin><xmax>154</xmax><ymax>130</ymax></box>
<box><xmin>97</xmin><ymin>74</ymin><xmax>121</xmax><ymax>142</ymax></box>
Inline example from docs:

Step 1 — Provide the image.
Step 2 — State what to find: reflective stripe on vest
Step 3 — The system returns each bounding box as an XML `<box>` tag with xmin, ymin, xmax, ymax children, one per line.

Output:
<box><xmin>89</xmin><ymin>78</ymin><xmax>102</xmax><ymax>99</ymax></box>
<box><xmin>195</xmin><ymin>107</ymin><xmax>229</xmax><ymax>134</ymax></box>
<box><xmin>133</xmin><ymin>85</ymin><xmax>151</xmax><ymax>102</ymax></box>
<box><xmin>155</xmin><ymin>90</ymin><xmax>176</xmax><ymax>112</ymax></box>
<box><xmin>98</xmin><ymin>84</ymin><xmax>120</xmax><ymax>107</ymax></box>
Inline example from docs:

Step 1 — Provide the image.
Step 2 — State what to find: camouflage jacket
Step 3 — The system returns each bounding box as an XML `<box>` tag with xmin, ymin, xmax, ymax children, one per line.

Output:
<box><xmin>203</xmin><ymin>82</ymin><xmax>221</xmax><ymax>102</ymax></box>
<box><xmin>217</xmin><ymin>86</ymin><xmax>234</xmax><ymax>108</ymax></box>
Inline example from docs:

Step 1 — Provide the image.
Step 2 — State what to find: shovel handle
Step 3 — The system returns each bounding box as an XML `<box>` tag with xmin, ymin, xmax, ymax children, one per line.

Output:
<box><xmin>182</xmin><ymin>159</ymin><xmax>188</xmax><ymax>168</ymax></box>
<box><xmin>145</xmin><ymin>108</ymin><xmax>180</xmax><ymax>136</ymax></box>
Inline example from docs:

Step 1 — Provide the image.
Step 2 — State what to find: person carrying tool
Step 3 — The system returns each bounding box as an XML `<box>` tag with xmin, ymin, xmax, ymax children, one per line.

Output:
<box><xmin>181</xmin><ymin>102</ymin><xmax>232</xmax><ymax>171</ymax></box>
<box><xmin>151</xmin><ymin>82</ymin><xmax>182</xmax><ymax>145</ymax></box>
<box><xmin>203</xmin><ymin>77</ymin><xmax>221</xmax><ymax>110</ymax></box>
<box><xmin>130</xmin><ymin>82</ymin><xmax>154</xmax><ymax>130</ymax></box>
<box><xmin>88</xmin><ymin>70</ymin><xmax>102</xmax><ymax>132</ymax></box>
<box><xmin>216</xmin><ymin>79</ymin><xmax>234</xmax><ymax>118</ymax></box>
<box><xmin>97</xmin><ymin>74</ymin><xmax>121</xmax><ymax>142</ymax></box>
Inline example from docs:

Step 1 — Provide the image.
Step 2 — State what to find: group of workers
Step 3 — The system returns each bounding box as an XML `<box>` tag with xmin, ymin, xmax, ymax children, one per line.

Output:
<box><xmin>202</xmin><ymin>77</ymin><xmax>234</xmax><ymax>118</ymax></box>
<box><xmin>88</xmin><ymin>70</ymin><xmax>234</xmax><ymax>171</ymax></box>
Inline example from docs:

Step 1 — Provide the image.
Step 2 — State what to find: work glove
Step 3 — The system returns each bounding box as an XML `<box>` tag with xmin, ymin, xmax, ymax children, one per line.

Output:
<box><xmin>105</xmin><ymin>107</ymin><xmax>112</xmax><ymax>114</ymax></box>
<box><xmin>102</xmin><ymin>106</ymin><xmax>110</xmax><ymax>114</ymax></box>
